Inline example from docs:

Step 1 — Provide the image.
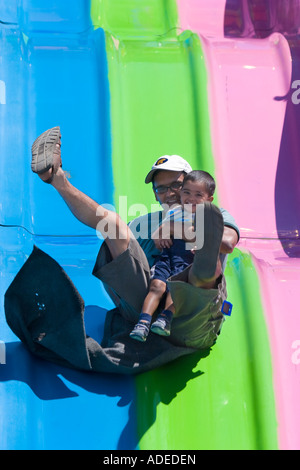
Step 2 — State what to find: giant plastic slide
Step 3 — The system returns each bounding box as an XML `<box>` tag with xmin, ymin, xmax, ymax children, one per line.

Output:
<box><xmin>1</xmin><ymin>0</ymin><xmax>299</xmax><ymax>450</ymax></box>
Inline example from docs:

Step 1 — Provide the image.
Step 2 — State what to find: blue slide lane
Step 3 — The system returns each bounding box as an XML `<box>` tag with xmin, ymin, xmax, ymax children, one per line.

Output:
<box><xmin>0</xmin><ymin>2</ymin><xmax>138</xmax><ymax>450</ymax></box>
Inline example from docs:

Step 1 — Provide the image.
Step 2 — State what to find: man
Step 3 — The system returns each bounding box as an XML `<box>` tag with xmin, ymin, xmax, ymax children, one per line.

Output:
<box><xmin>128</xmin><ymin>157</ymin><xmax>239</xmax><ymax>279</ymax></box>
<box><xmin>5</xmin><ymin>127</ymin><xmax>239</xmax><ymax>374</ymax></box>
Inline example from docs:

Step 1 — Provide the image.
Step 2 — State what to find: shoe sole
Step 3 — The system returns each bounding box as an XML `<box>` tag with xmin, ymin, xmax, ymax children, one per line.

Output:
<box><xmin>192</xmin><ymin>202</ymin><xmax>224</xmax><ymax>280</ymax></box>
<box><xmin>129</xmin><ymin>332</ymin><xmax>147</xmax><ymax>342</ymax></box>
<box><xmin>150</xmin><ymin>325</ymin><xmax>170</xmax><ymax>336</ymax></box>
<box><xmin>31</xmin><ymin>126</ymin><xmax>61</xmax><ymax>177</ymax></box>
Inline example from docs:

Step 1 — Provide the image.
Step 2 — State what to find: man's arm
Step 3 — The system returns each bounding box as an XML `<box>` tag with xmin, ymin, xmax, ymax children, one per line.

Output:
<box><xmin>219</xmin><ymin>207</ymin><xmax>240</xmax><ymax>254</ymax></box>
<box><xmin>151</xmin><ymin>208</ymin><xmax>239</xmax><ymax>254</ymax></box>
<box><xmin>220</xmin><ymin>226</ymin><xmax>239</xmax><ymax>254</ymax></box>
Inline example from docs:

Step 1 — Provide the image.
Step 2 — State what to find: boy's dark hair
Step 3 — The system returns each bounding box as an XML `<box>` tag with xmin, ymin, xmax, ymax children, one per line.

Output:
<box><xmin>183</xmin><ymin>170</ymin><xmax>215</xmax><ymax>197</ymax></box>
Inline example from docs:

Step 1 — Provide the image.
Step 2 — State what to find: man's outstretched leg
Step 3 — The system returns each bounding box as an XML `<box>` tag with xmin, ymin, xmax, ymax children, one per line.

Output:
<box><xmin>31</xmin><ymin>127</ymin><xmax>131</xmax><ymax>259</ymax></box>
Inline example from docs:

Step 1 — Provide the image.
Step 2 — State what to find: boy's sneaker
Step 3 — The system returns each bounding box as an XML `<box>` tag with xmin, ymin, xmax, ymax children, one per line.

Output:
<box><xmin>151</xmin><ymin>315</ymin><xmax>171</xmax><ymax>336</ymax></box>
<box><xmin>130</xmin><ymin>321</ymin><xmax>150</xmax><ymax>342</ymax></box>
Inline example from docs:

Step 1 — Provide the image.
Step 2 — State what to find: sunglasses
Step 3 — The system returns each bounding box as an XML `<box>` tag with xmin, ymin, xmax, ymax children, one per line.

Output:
<box><xmin>153</xmin><ymin>181</ymin><xmax>183</xmax><ymax>194</ymax></box>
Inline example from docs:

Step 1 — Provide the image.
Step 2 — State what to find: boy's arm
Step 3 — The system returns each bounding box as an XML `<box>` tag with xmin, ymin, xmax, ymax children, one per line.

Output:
<box><xmin>151</xmin><ymin>223</ymin><xmax>173</xmax><ymax>250</ymax></box>
<box><xmin>151</xmin><ymin>205</ymin><xmax>194</xmax><ymax>249</ymax></box>
<box><xmin>151</xmin><ymin>205</ymin><xmax>184</xmax><ymax>250</ymax></box>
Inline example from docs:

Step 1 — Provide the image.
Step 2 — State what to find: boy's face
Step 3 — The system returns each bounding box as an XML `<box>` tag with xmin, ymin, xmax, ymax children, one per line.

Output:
<box><xmin>180</xmin><ymin>180</ymin><xmax>213</xmax><ymax>212</ymax></box>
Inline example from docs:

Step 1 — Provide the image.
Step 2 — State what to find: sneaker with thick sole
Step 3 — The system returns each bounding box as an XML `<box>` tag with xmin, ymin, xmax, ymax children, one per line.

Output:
<box><xmin>31</xmin><ymin>126</ymin><xmax>62</xmax><ymax>183</ymax></box>
<box><xmin>129</xmin><ymin>321</ymin><xmax>150</xmax><ymax>342</ymax></box>
<box><xmin>151</xmin><ymin>315</ymin><xmax>171</xmax><ymax>336</ymax></box>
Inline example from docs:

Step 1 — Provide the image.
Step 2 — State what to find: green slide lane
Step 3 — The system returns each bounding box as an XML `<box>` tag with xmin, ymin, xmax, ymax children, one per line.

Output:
<box><xmin>92</xmin><ymin>1</ymin><xmax>216</xmax><ymax>213</ymax></box>
<box><xmin>136</xmin><ymin>251</ymin><xmax>278</xmax><ymax>450</ymax></box>
<box><xmin>91</xmin><ymin>0</ymin><xmax>278</xmax><ymax>449</ymax></box>
<box><xmin>106</xmin><ymin>31</ymin><xmax>216</xmax><ymax>214</ymax></box>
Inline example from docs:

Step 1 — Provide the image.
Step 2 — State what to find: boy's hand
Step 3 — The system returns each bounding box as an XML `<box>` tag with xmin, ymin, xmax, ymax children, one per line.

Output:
<box><xmin>153</xmin><ymin>237</ymin><xmax>173</xmax><ymax>250</ymax></box>
<box><xmin>152</xmin><ymin>223</ymin><xmax>173</xmax><ymax>251</ymax></box>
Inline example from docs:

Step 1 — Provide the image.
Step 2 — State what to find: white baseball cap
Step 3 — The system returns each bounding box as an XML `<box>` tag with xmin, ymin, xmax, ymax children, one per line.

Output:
<box><xmin>145</xmin><ymin>155</ymin><xmax>192</xmax><ymax>184</ymax></box>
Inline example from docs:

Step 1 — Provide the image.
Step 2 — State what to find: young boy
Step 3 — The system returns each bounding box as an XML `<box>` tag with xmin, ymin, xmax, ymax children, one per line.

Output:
<box><xmin>130</xmin><ymin>170</ymin><xmax>216</xmax><ymax>342</ymax></box>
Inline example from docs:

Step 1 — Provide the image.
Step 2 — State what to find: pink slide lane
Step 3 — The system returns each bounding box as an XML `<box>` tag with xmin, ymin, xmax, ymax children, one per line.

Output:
<box><xmin>178</xmin><ymin>0</ymin><xmax>300</xmax><ymax>450</ymax></box>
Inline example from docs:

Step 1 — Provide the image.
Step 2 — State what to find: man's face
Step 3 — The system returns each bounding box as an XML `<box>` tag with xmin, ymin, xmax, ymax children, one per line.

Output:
<box><xmin>152</xmin><ymin>171</ymin><xmax>185</xmax><ymax>207</ymax></box>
